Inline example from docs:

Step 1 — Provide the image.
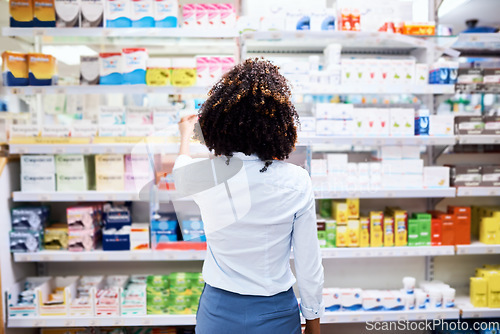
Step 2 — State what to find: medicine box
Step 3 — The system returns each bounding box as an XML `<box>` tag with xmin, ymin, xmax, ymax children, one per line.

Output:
<box><xmin>105</xmin><ymin>0</ymin><xmax>131</xmax><ymax>27</ymax></box>
<box><xmin>21</xmin><ymin>155</ymin><xmax>55</xmax><ymax>175</ymax></box>
<box><xmin>423</xmin><ymin>166</ymin><xmax>450</xmax><ymax>188</ymax></box>
<box><xmin>347</xmin><ymin>219</ymin><xmax>359</xmax><ymax>247</ymax></box>
<box><xmin>8</xmin><ymin>277</ymin><xmax>51</xmax><ymax>318</ymax></box>
<box><xmin>325</xmin><ymin>220</ymin><xmax>336</xmax><ymax>248</ymax></box>
<box><xmin>11</xmin><ymin>206</ymin><xmax>49</xmax><ymax>231</ymax></box>
<box><xmin>153</xmin><ymin>0</ymin><xmax>178</xmax><ymax>28</ymax></box>
<box><xmin>68</xmin><ymin>227</ymin><xmax>99</xmax><ymax>251</ymax></box>
<box><xmin>392</xmin><ymin>210</ymin><xmax>408</xmax><ymax>247</ymax></box>
<box><xmin>80</xmin><ymin>0</ymin><xmax>104</xmax><ymax>27</ymax></box>
<box><xmin>103</xmin><ymin>225</ymin><xmax>131</xmax><ymax>251</ymax></box>
<box><xmin>55</xmin><ymin>0</ymin><xmax>80</xmax><ymax>27</ymax></box>
<box><xmin>429</xmin><ymin>115</ymin><xmax>454</xmax><ymax>136</ymax></box>
<box><xmin>317</xmin><ymin>220</ymin><xmax>326</xmax><ymax>248</ymax></box>
<box><xmin>181</xmin><ymin>216</ymin><xmax>206</xmax><ymax>242</ymax></box>
<box><xmin>359</xmin><ymin>217</ymin><xmax>370</xmax><ymax>248</ymax></box>
<box><xmin>21</xmin><ymin>174</ymin><xmax>56</xmax><ymax>192</ymax></box>
<box><xmin>332</xmin><ymin>202</ymin><xmax>348</xmax><ymax>224</ymax></box>
<box><xmin>2</xmin><ymin>51</ymin><xmax>29</xmax><ymax>86</ymax></box>
<box><xmin>383</xmin><ymin>217</ymin><xmax>394</xmax><ymax>247</ymax></box>
<box><xmin>44</xmin><ymin>224</ymin><xmax>68</xmax><ymax>250</ymax></box>
<box><xmin>67</xmin><ymin>206</ymin><xmax>95</xmax><ymax>231</ymax></box>
<box><xmin>130</xmin><ymin>223</ymin><xmax>150</xmax><ymax>250</ymax></box>
<box><xmin>80</xmin><ymin>55</ymin><xmax>99</xmax><ymax>85</ymax></box>
<box><xmin>38</xmin><ymin>276</ymin><xmax>79</xmax><ymax>316</ymax></box>
<box><xmin>9</xmin><ymin>0</ymin><xmax>34</xmax><ymax>27</ymax></box>
<box><xmin>9</xmin><ymin>231</ymin><xmax>42</xmax><ymax>253</ymax></box>
<box><xmin>370</xmin><ymin>211</ymin><xmax>383</xmax><ymax>247</ymax></box>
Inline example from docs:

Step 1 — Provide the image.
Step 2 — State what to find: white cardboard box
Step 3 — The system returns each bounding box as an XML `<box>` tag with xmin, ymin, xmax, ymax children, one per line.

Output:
<box><xmin>423</xmin><ymin>166</ymin><xmax>450</xmax><ymax>188</ymax></box>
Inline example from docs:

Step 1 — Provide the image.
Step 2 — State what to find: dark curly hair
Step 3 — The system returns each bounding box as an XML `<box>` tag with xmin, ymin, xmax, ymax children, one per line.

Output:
<box><xmin>196</xmin><ymin>58</ymin><xmax>298</xmax><ymax>172</ymax></box>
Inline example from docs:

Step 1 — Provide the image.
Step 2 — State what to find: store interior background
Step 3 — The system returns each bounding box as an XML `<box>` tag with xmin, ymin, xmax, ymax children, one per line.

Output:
<box><xmin>1</xmin><ymin>0</ymin><xmax>500</xmax><ymax>333</ymax></box>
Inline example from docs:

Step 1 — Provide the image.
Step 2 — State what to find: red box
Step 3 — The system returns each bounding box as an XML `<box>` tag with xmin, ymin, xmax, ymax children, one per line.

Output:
<box><xmin>431</xmin><ymin>219</ymin><xmax>442</xmax><ymax>246</ymax></box>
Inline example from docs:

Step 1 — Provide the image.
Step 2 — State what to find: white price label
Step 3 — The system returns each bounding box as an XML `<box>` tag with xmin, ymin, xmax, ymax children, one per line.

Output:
<box><xmin>113</xmin><ymin>319</ymin><xmax>124</xmax><ymax>326</ymax></box>
<box><xmin>40</xmin><ymin>195</ymin><xmax>50</xmax><ymax>201</ymax></box>
<box><xmin>295</xmin><ymin>32</ymin><xmax>305</xmax><ymax>39</ymax></box>
<box><xmin>105</xmin><ymin>148</ymin><xmax>113</xmax><ymax>154</ymax></box>
<box><xmin>270</xmin><ymin>32</ymin><xmax>281</xmax><ymax>39</ymax></box>
<box><xmin>33</xmin><ymin>88</ymin><xmax>44</xmax><ymax>94</ymax></box>
<box><xmin>34</xmin><ymin>29</ymin><xmax>45</xmax><ymax>36</ymax></box>
<box><xmin>326</xmin><ymin>316</ymin><xmax>338</xmax><ymax>323</ymax></box>
<box><xmin>472</xmin><ymin>313</ymin><xmax>480</xmax><ymax>318</ymax></box>
<box><xmin>102</xmin><ymin>29</ymin><xmax>112</xmax><ymax>37</ymax></box>
<box><xmin>350</xmin><ymin>316</ymin><xmax>360</xmax><ymax>322</ymax></box>
<box><xmin>146</xmin><ymin>87</ymin><xmax>156</xmax><ymax>94</ymax></box>
<box><xmin>64</xmin><ymin>319</ymin><xmax>76</xmax><ymax>327</ymax></box>
<box><xmin>98</xmin><ymin>254</ymin><xmax>108</xmax><ymax>261</ymax></box>
<box><xmin>374</xmin><ymin>316</ymin><xmax>383</xmax><ymax>321</ymax></box>
<box><xmin>355</xmin><ymin>140</ymin><xmax>363</xmax><ymax>146</ymax></box>
<box><xmin>106</xmin><ymin>195</ymin><xmax>116</xmax><ymax>201</ymax></box>
<box><xmin>486</xmin><ymin>248</ymin><xmax>494</xmax><ymax>254</ymax></box>
<box><xmin>54</xmin><ymin>147</ymin><xmax>65</xmax><ymax>154</ymax></box>
<box><xmin>417</xmin><ymin>314</ymin><xmax>426</xmax><ymax>320</ymax></box>
<box><xmin>11</xmin><ymin>88</ymin><xmax>21</xmax><ymax>95</ymax></box>
<box><xmin>131</xmin><ymin>254</ymin><xmax>139</xmax><ymax>260</ymax></box>
<box><xmin>83</xmin><ymin>148</ymin><xmax>91</xmax><ymax>154</ymax></box>
<box><xmin>398</xmin><ymin>314</ymin><xmax>408</xmax><ymax>321</ymax></box>
<box><xmin>72</xmin><ymin>255</ymin><xmax>82</xmax><ymax>261</ymax></box>
<box><xmin>33</xmin><ymin>319</ymin><xmax>46</xmax><ymax>327</ymax></box>
<box><xmin>142</xmin><ymin>318</ymin><xmax>153</xmax><ymax>325</ymax></box>
<box><xmin>395</xmin><ymin>140</ymin><xmax>403</xmax><ymax>145</ymax></box>
<box><xmin>76</xmin><ymin>195</ymin><xmax>85</xmax><ymax>201</ymax></box>
<box><xmin>41</xmin><ymin>255</ymin><xmax>51</xmax><ymax>261</ymax></box>
<box><xmin>89</xmin><ymin>319</ymin><xmax>101</xmax><ymax>326</ymax></box>
<box><xmin>386</xmin><ymin>192</ymin><xmax>394</xmax><ymax>197</ymax></box>
<box><xmin>375</xmin><ymin>140</ymin><xmax>383</xmax><ymax>146</ymax></box>
<box><xmin>56</xmin><ymin>88</ymin><xmax>65</xmax><ymax>94</ymax></box>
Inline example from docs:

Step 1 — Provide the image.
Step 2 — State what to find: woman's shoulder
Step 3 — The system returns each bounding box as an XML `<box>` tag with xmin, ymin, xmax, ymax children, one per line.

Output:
<box><xmin>267</xmin><ymin>161</ymin><xmax>311</xmax><ymax>189</ymax></box>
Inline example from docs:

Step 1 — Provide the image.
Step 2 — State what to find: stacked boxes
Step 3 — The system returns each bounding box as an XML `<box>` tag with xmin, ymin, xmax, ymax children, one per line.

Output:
<box><xmin>450</xmin><ymin>165</ymin><xmax>500</xmax><ymax>188</ymax></box>
<box><xmin>180</xmin><ymin>216</ymin><xmax>206</xmax><ymax>242</ymax></box>
<box><xmin>315</xmin><ymin>103</ymin><xmax>354</xmax><ymax>136</ymax></box>
<box><xmin>124</xmin><ymin>154</ymin><xmax>152</xmax><ymax>192</ymax></box>
<box><xmin>67</xmin><ymin>206</ymin><xmax>101</xmax><ymax>251</ymax></box>
<box><xmin>121</xmin><ymin>275</ymin><xmax>147</xmax><ymax>316</ymax></box>
<box><xmin>95</xmin><ymin>154</ymin><xmax>125</xmax><ymax>191</ymax></box>
<box><xmin>472</xmin><ymin>206</ymin><xmax>500</xmax><ymax>244</ymax></box>
<box><xmin>55</xmin><ymin>155</ymin><xmax>95</xmax><ymax>191</ymax></box>
<box><xmin>44</xmin><ymin>224</ymin><xmax>68</xmax><ymax>250</ymax></box>
<box><xmin>429</xmin><ymin>206</ymin><xmax>472</xmax><ymax>246</ymax></box>
<box><xmin>102</xmin><ymin>206</ymin><xmax>132</xmax><ymax>251</ymax></box>
<box><xmin>470</xmin><ymin>265</ymin><xmax>500</xmax><ymax>308</ymax></box>
<box><xmin>21</xmin><ymin>155</ymin><xmax>56</xmax><ymax>192</ymax></box>
<box><xmin>151</xmin><ymin>212</ymin><xmax>179</xmax><ymax>250</ymax></box>
<box><xmin>9</xmin><ymin>206</ymin><xmax>48</xmax><ymax>253</ymax></box>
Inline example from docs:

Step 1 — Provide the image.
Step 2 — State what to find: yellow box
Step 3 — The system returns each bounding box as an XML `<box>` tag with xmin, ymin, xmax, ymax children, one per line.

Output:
<box><xmin>470</xmin><ymin>277</ymin><xmax>488</xmax><ymax>308</ymax></box>
<box><xmin>9</xmin><ymin>0</ymin><xmax>34</xmax><ymax>26</ymax></box>
<box><xmin>393</xmin><ymin>210</ymin><xmax>408</xmax><ymax>247</ymax></box>
<box><xmin>359</xmin><ymin>217</ymin><xmax>370</xmax><ymax>248</ymax></box>
<box><xmin>332</xmin><ymin>201</ymin><xmax>348</xmax><ymax>225</ymax></box>
<box><xmin>346</xmin><ymin>198</ymin><xmax>359</xmax><ymax>219</ymax></box>
<box><xmin>96</xmin><ymin>174</ymin><xmax>124</xmax><ymax>191</ymax></box>
<box><xmin>171</xmin><ymin>68</ymin><xmax>197</xmax><ymax>87</ymax></box>
<box><xmin>479</xmin><ymin>217</ymin><xmax>498</xmax><ymax>245</ymax></box>
<box><xmin>370</xmin><ymin>211</ymin><xmax>384</xmax><ymax>247</ymax></box>
<box><xmin>487</xmin><ymin>272</ymin><xmax>500</xmax><ymax>308</ymax></box>
<box><xmin>27</xmin><ymin>53</ymin><xmax>57</xmax><ymax>84</ymax></box>
<box><xmin>95</xmin><ymin>154</ymin><xmax>124</xmax><ymax>174</ymax></box>
<box><xmin>347</xmin><ymin>219</ymin><xmax>360</xmax><ymax>247</ymax></box>
<box><xmin>336</xmin><ymin>224</ymin><xmax>347</xmax><ymax>248</ymax></box>
<box><xmin>384</xmin><ymin>217</ymin><xmax>394</xmax><ymax>247</ymax></box>
<box><xmin>2</xmin><ymin>51</ymin><xmax>29</xmax><ymax>86</ymax></box>
<box><xmin>34</xmin><ymin>0</ymin><xmax>55</xmax><ymax>25</ymax></box>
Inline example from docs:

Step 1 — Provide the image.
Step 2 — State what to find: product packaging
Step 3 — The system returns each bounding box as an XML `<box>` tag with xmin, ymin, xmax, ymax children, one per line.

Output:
<box><xmin>423</xmin><ymin>166</ymin><xmax>450</xmax><ymax>188</ymax></box>
<box><xmin>9</xmin><ymin>0</ymin><xmax>34</xmax><ymax>27</ymax></box>
<box><xmin>55</xmin><ymin>0</ymin><xmax>80</xmax><ymax>27</ymax></box>
<box><xmin>383</xmin><ymin>217</ymin><xmax>394</xmax><ymax>247</ymax></box>
<box><xmin>80</xmin><ymin>56</ymin><xmax>99</xmax><ymax>85</ymax></box>
<box><xmin>99</xmin><ymin>52</ymin><xmax>122</xmax><ymax>85</ymax></box>
<box><xmin>2</xmin><ymin>51</ymin><xmax>29</xmax><ymax>86</ymax></box>
<box><xmin>105</xmin><ymin>0</ymin><xmax>131</xmax><ymax>27</ymax></box>
<box><xmin>130</xmin><ymin>0</ymin><xmax>153</xmax><ymax>27</ymax></box>
<box><xmin>369</xmin><ymin>211</ymin><xmax>383</xmax><ymax>247</ymax></box>
<box><xmin>44</xmin><ymin>224</ymin><xmax>69</xmax><ymax>250</ymax></box>
<box><xmin>80</xmin><ymin>0</ymin><xmax>104</xmax><ymax>27</ymax></box>
<box><xmin>34</xmin><ymin>0</ymin><xmax>56</xmax><ymax>27</ymax></box>
<box><xmin>122</xmin><ymin>48</ymin><xmax>148</xmax><ymax>84</ymax></box>
<box><xmin>153</xmin><ymin>0</ymin><xmax>177</xmax><ymax>27</ymax></box>
<box><xmin>10</xmin><ymin>231</ymin><xmax>42</xmax><ymax>252</ymax></box>
<box><xmin>171</xmin><ymin>58</ymin><xmax>196</xmax><ymax>87</ymax></box>
<box><xmin>317</xmin><ymin>220</ymin><xmax>326</xmax><ymax>248</ymax></box>
<box><xmin>28</xmin><ymin>53</ymin><xmax>57</xmax><ymax>86</ymax></box>
<box><xmin>146</xmin><ymin>58</ymin><xmax>171</xmax><ymax>86</ymax></box>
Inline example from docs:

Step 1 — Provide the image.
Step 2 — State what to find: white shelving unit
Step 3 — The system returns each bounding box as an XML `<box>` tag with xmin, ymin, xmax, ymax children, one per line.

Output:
<box><xmin>456</xmin><ymin>187</ymin><xmax>500</xmax><ymax>197</ymax></box>
<box><xmin>298</xmin><ymin>135</ymin><xmax>456</xmax><ymax>146</ymax></box>
<box><xmin>294</xmin><ymin>84</ymin><xmax>455</xmax><ymax>95</ymax></box>
<box><xmin>321</xmin><ymin>246</ymin><xmax>455</xmax><ymax>258</ymax></box>
<box><xmin>5</xmin><ymin>309</ymin><xmax>461</xmax><ymax>327</ymax></box>
<box><xmin>12</xmin><ymin>191</ymin><xmax>172</xmax><ymax>202</ymax></box>
<box><xmin>0</xmin><ymin>85</ymin><xmax>211</xmax><ymax>96</ymax></box>
<box><xmin>456</xmin><ymin>297</ymin><xmax>500</xmax><ymax>319</ymax></box>
<box><xmin>13</xmin><ymin>250</ymin><xmax>206</xmax><ymax>262</ymax></box>
<box><xmin>456</xmin><ymin>242</ymin><xmax>500</xmax><ymax>255</ymax></box>
<box><xmin>314</xmin><ymin>188</ymin><xmax>456</xmax><ymax>199</ymax></box>
<box><xmin>2</xmin><ymin>27</ymin><xmax>239</xmax><ymax>38</ymax></box>
<box><xmin>457</xmin><ymin>135</ymin><xmax>500</xmax><ymax>145</ymax></box>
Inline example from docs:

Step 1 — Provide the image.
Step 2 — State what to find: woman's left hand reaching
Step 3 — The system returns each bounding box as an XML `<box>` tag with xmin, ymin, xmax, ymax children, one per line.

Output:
<box><xmin>179</xmin><ymin>114</ymin><xmax>198</xmax><ymax>141</ymax></box>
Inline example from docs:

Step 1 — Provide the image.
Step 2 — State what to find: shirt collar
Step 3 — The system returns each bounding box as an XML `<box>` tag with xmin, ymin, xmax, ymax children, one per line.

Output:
<box><xmin>231</xmin><ymin>152</ymin><xmax>260</xmax><ymax>161</ymax></box>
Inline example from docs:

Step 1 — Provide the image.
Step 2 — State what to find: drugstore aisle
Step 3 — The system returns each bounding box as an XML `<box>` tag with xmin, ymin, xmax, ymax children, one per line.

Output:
<box><xmin>1</xmin><ymin>0</ymin><xmax>500</xmax><ymax>333</ymax></box>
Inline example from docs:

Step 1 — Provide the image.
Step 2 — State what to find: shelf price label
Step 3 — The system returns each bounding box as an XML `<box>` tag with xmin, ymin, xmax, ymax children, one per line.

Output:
<box><xmin>33</xmin><ymin>319</ymin><xmax>46</xmax><ymax>327</ymax></box>
<box><xmin>64</xmin><ymin>319</ymin><xmax>76</xmax><ymax>327</ymax></box>
<box><xmin>142</xmin><ymin>318</ymin><xmax>153</xmax><ymax>325</ymax></box>
<box><xmin>113</xmin><ymin>319</ymin><xmax>124</xmax><ymax>326</ymax></box>
<box><xmin>350</xmin><ymin>315</ymin><xmax>360</xmax><ymax>322</ymax></box>
<box><xmin>10</xmin><ymin>87</ymin><xmax>22</xmax><ymax>95</ymax></box>
<box><xmin>34</xmin><ymin>29</ymin><xmax>45</xmax><ymax>36</ymax></box>
<box><xmin>89</xmin><ymin>319</ymin><xmax>101</xmax><ymax>326</ymax></box>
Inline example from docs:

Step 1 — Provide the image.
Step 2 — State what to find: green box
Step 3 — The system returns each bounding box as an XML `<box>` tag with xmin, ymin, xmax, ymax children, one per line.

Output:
<box><xmin>419</xmin><ymin>219</ymin><xmax>431</xmax><ymax>246</ymax></box>
<box><xmin>317</xmin><ymin>221</ymin><xmax>326</xmax><ymax>248</ymax></box>
<box><xmin>319</xmin><ymin>200</ymin><xmax>332</xmax><ymax>218</ymax></box>
<box><xmin>325</xmin><ymin>220</ymin><xmax>336</xmax><ymax>248</ymax></box>
<box><xmin>408</xmin><ymin>219</ymin><xmax>420</xmax><ymax>246</ymax></box>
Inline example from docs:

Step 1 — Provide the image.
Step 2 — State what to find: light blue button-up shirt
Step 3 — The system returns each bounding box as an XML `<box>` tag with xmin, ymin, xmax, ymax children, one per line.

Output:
<box><xmin>173</xmin><ymin>152</ymin><xmax>324</xmax><ymax>320</ymax></box>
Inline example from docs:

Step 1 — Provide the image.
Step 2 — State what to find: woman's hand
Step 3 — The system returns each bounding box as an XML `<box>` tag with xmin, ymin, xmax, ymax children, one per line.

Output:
<box><xmin>304</xmin><ymin>319</ymin><xmax>320</xmax><ymax>334</ymax></box>
<box><xmin>179</xmin><ymin>114</ymin><xmax>198</xmax><ymax>141</ymax></box>
<box><xmin>178</xmin><ymin>115</ymin><xmax>198</xmax><ymax>156</ymax></box>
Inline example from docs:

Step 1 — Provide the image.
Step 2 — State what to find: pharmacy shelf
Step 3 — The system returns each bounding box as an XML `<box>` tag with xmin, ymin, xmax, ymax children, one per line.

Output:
<box><xmin>13</xmin><ymin>246</ymin><xmax>455</xmax><ymax>263</ymax></box>
<box><xmin>457</xmin><ymin>135</ymin><xmax>500</xmax><ymax>145</ymax></box>
<box><xmin>7</xmin><ymin>314</ymin><xmax>197</xmax><ymax>328</ymax></box>
<box><xmin>6</xmin><ymin>308</ymin><xmax>460</xmax><ymax>327</ymax></box>
<box><xmin>321</xmin><ymin>308</ymin><xmax>459</xmax><ymax>323</ymax></box>
<box><xmin>455</xmin><ymin>83</ymin><xmax>500</xmax><ymax>94</ymax></box>
<box><xmin>456</xmin><ymin>187</ymin><xmax>500</xmax><ymax>197</ymax></box>
<box><xmin>314</xmin><ymin>188</ymin><xmax>456</xmax><ymax>199</ymax></box>
<box><xmin>456</xmin><ymin>297</ymin><xmax>500</xmax><ymax>319</ymax></box>
<box><xmin>242</xmin><ymin>30</ymin><xmax>459</xmax><ymax>57</ymax></box>
<box><xmin>452</xmin><ymin>33</ymin><xmax>500</xmax><ymax>56</ymax></box>
<box><xmin>0</xmin><ymin>85</ymin><xmax>211</xmax><ymax>96</ymax></box>
<box><xmin>298</xmin><ymin>135</ymin><xmax>456</xmax><ymax>146</ymax></box>
<box><xmin>456</xmin><ymin>242</ymin><xmax>500</xmax><ymax>255</ymax></box>
<box><xmin>320</xmin><ymin>246</ymin><xmax>455</xmax><ymax>258</ymax></box>
<box><xmin>2</xmin><ymin>27</ymin><xmax>238</xmax><ymax>38</ymax></box>
<box><xmin>12</xmin><ymin>191</ymin><xmax>173</xmax><ymax>202</ymax></box>
<box><xmin>13</xmin><ymin>249</ymin><xmax>206</xmax><ymax>262</ymax></box>
<box><xmin>294</xmin><ymin>84</ymin><xmax>455</xmax><ymax>95</ymax></box>
<box><xmin>9</xmin><ymin>143</ymin><xmax>209</xmax><ymax>155</ymax></box>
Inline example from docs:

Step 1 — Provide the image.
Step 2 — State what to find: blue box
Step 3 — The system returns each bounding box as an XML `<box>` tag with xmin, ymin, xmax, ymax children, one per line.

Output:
<box><xmin>102</xmin><ymin>229</ymin><xmax>130</xmax><ymax>251</ymax></box>
<box><xmin>181</xmin><ymin>217</ymin><xmax>206</xmax><ymax>242</ymax></box>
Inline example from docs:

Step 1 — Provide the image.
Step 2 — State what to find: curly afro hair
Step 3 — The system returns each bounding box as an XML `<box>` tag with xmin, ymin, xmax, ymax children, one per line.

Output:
<box><xmin>196</xmin><ymin>58</ymin><xmax>298</xmax><ymax>172</ymax></box>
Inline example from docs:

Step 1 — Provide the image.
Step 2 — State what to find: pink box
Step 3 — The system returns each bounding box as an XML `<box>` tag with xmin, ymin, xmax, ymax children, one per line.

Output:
<box><xmin>124</xmin><ymin>173</ymin><xmax>152</xmax><ymax>192</ymax></box>
<box><xmin>208</xmin><ymin>57</ymin><xmax>222</xmax><ymax>84</ymax></box>
<box><xmin>203</xmin><ymin>4</ymin><xmax>219</xmax><ymax>26</ymax></box>
<box><xmin>67</xmin><ymin>206</ymin><xmax>96</xmax><ymax>231</ymax></box>
<box><xmin>220</xmin><ymin>56</ymin><xmax>235</xmax><ymax>75</ymax></box>
<box><xmin>124</xmin><ymin>154</ymin><xmax>152</xmax><ymax>174</ymax></box>
<box><xmin>196</xmin><ymin>56</ymin><xmax>211</xmax><ymax>86</ymax></box>
<box><xmin>68</xmin><ymin>227</ymin><xmax>99</xmax><ymax>251</ymax></box>
<box><xmin>216</xmin><ymin>4</ymin><xmax>235</xmax><ymax>27</ymax></box>
<box><xmin>182</xmin><ymin>4</ymin><xmax>196</xmax><ymax>27</ymax></box>
<box><xmin>194</xmin><ymin>4</ymin><xmax>208</xmax><ymax>27</ymax></box>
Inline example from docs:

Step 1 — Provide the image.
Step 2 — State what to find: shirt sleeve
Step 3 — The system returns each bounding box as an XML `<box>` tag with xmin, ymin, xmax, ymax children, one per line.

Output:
<box><xmin>173</xmin><ymin>154</ymin><xmax>195</xmax><ymax>170</ymax></box>
<box><xmin>292</xmin><ymin>174</ymin><xmax>325</xmax><ymax>320</ymax></box>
